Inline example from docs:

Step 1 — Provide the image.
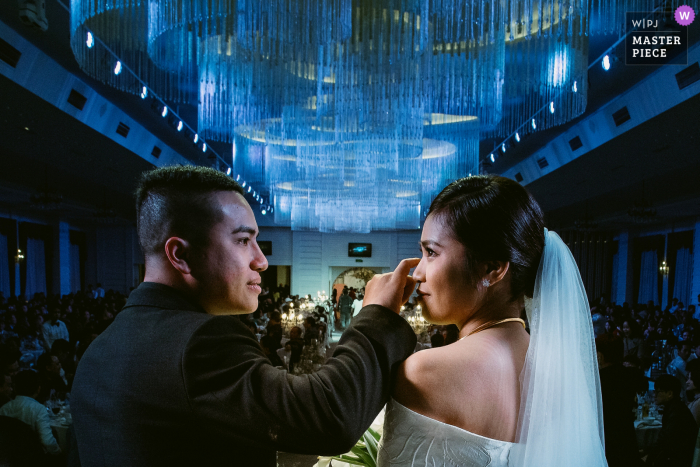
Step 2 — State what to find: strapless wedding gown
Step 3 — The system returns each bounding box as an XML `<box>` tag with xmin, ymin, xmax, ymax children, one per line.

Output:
<box><xmin>377</xmin><ymin>399</ymin><xmax>513</xmax><ymax>467</ymax></box>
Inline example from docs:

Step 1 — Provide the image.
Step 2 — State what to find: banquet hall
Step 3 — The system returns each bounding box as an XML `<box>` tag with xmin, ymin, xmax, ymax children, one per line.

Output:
<box><xmin>1</xmin><ymin>0</ymin><xmax>700</xmax><ymax>466</ymax></box>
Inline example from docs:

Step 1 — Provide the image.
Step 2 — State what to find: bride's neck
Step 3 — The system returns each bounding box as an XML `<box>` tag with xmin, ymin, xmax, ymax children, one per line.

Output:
<box><xmin>457</xmin><ymin>292</ymin><xmax>524</xmax><ymax>339</ymax></box>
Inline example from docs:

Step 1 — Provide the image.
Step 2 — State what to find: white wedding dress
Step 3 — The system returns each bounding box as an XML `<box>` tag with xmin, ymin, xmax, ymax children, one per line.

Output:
<box><xmin>377</xmin><ymin>398</ymin><xmax>512</xmax><ymax>467</ymax></box>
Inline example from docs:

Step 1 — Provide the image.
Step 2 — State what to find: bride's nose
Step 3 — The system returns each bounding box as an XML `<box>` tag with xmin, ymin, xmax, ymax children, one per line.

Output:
<box><xmin>412</xmin><ymin>258</ymin><xmax>426</xmax><ymax>283</ymax></box>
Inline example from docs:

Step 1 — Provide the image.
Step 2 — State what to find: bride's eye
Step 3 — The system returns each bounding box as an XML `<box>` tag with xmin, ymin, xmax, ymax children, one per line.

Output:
<box><xmin>425</xmin><ymin>248</ymin><xmax>436</xmax><ymax>257</ymax></box>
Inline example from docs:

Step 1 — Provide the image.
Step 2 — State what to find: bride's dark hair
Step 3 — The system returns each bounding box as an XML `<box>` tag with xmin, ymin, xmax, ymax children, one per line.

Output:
<box><xmin>428</xmin><ymin>175</ymin><xmax>545</xmax><ymax>301</ymax></box>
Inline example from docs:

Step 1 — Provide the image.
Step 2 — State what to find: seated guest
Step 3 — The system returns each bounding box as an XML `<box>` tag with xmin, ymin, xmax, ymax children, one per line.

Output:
<box><xmin>430</xmin><ymin>332</ymin><xmax>445</xmax><ymax>348</ymax></box>
<box><xmin>41</xmin><ymin>309</ymin><xmax>69</xmax><ymax>352</ymax></box>
<box><xmin>303</xmin><ymin>317</ymin><xmax>319</xmax><ymax>344</ymax></box>
<box><xmin>686</xmin><ymin>359</ymin><xmax>700</xmax><ymax>426</ymax></box>
<box><xmin>0</xmin><ymin>373</ymin><xmax>12</xmax><ymax>407</ymax></box>
<box><xmin>645</xmin><ymin>374</ymin><xmax>698</xmax><ymax>467</ymax></box>
<box><xmin>596</xmin><ymin>337</ymin><xmax>640</xmax><ymax>467</ymax></box>
<box><xmin>667</xmin><ymin>341</ymin><xmax>696</xmax><ymax>402</ymax></box>
<box><xmin>36</xmin><ymin>353</ymin><xmax>68</xmax><ymax>404</ymax></box>
<box><xmin>260</xmin><ymin>336</ymin><xmax>284</xmax><ymax>367</ymax></box>
<box><xmin>622</xmin><ymin>320</ymin><xmax>644</xmax><ymax>359</ymax></box>
<box><xmin>0</xmin><ymin>370</ymin><xmax>61</xmax><ymax>455</ymax></box>
<box><xmin>50</xmin><ymin>339</ymin><xmax>75</xmax><ymax>389</ymax></box>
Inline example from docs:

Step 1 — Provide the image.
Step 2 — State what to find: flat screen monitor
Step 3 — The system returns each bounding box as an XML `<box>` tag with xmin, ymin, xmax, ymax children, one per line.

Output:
<box><xmin>348</xmin><ymin>243</ymin><xmax>372</xmax><ymax>257</ymax></box>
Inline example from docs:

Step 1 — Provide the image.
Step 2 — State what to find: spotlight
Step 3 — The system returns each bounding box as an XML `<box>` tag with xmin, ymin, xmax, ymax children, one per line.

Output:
<box><xmin>242</xmin><ymin>181</ymin><xmax>246</xmax><ymax>187</ymax></box>
<box><xmin>531</xmin><ymin>118</ymin><xmax>537</xmax><ymax>130</ymax></box>
<box><xmin>236</xmin><ymin>175</ymin><xmax>240</xmax><ymax>181</ymax></box>
<box><xmin>572</xmin><ymin>81</ymin><xmax>578</xmax><ymax>93</ymax></box>
<box><xmin>468</xmin><ymin>173</ymin><xmax>472</xmax><ymax>177</ymax></box>
<box><xmin>177</xmin><ymin>121</ymin><xmax>183</xmax><ymax>131</ymax></box>
<box><xmin>261</xmin><ymin>207</ymin><xmax>267</xmax><ymax>215</ymax></box>
<box><xmin>114</xmin><ymin>61</ymin><xmax>122</xmax><ymax>75</ymax></box>
<box><xmin>202</xmin><ymin>143</ymin><xmax>207</xmax><ymax>153</ymax></box>
<box><xmin>489</xmin><ymin>153</ymin><xmax>495</xmax><ymax>163</ymax></box>
<box><xmin>162</xmin><ymin>106</ymin><xmax>168</xmax><ymax>118</ymax></box>
<box><xmin>549</xmin><ymin>102</ymin><xmax>555</xmax><ymax>114</ymax></box>
<box><xmin>193</xmin><ymin>133</ymin><xmax>199</xmax><ymax>144</ymax></box>
<box><xmin>602</xmin><ymin>54</ymin><xmax>611</xmax><ymax>71</ymax></box>
<box><xmin>248</xmin><ymin>186</ymin><xmax>252</xmax><ymax>193</ymax></box>
<box><xmin>501</xmin><ymin>143</ymin><xmax>506</xmax><ymax>153</ymax></box>
<box><xmin>86</xmin><ymin>31</ymin><xmax>94</xmax><ymax>48</ymax></box>
<box><xmin>515</xmin><ymin>132</ymin><xmax>520</xmax><ymax>143</ymax></box>
<box><xmin>140</xmin><ymin>86</ymin><xmax>148</xmax><ymax>99</ymax></box>
<box><xmin>226</xmin><ymin>167</ymin><xmax>231</xmax><ymax>175</ymax></box>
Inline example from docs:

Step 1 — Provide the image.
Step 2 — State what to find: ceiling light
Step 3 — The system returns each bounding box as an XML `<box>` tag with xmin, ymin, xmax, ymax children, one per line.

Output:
<box><xmin>501</xmin><ymin>143</ymin><xmax>506</xmax><ymax>153</ymax></box>
<box><xmin>177</xmin><ymin>121</ymin><xmax>183</xmax><ymax>131</ymax></box>
<box><xmin>242</xmin><ymin>181</ymin><xmax>246</xmax><ymax>187</ymax></box>
<box><xmin>236</xmin><ymin>175</ymin><xmax>240</xmax><ymax>181</ymax></box>
<box><xmin>602</xmin><ymin>55</ymin><xmax>611</xmax><ymax>71</ymax></box>
<box><xmin>515</xmin><ymin>132</ymin><xmax>520</xmax><ymax>143</ymax></box>
<box><xmin>226</xmin><ymin>167</ymin><xmax>231</xmax><ymax>175</ymax></box>
<box><xmin>193</xmin><ymin>133</ymin><xmax>199</xmax><ymax>144</ymax></box>
<box><xmin>549</xmin><ymin>102</ymin><xmax>555</xmax><ymax>113</ymax></box>
<box><xmin>489</xmin><ymin>153</ymin><xmax>495</xmax><ymax>163</ymax></box>
<box><xmin>114</xmin><ymin>61</ymin><xmax>122</xmax><ymax>75</ymax></box>
<box><xmin>161</xmin><ymin>106</ymin><xmax>168</xmax><ymax>117</ymax></box>
<box><xmin>531</xmin><ymin>118</ymin><xmax>537</xmax><ymax>130</ymax></box>
<box><xmin>140</xmin><ymin>86</ymin><xmax>148</xmax><ymax>99</ymax></box>
<box><xmin>572</xmin><ymin>81</ymin><xmax>578</xmax><ymax>93</ymax></box>
<box><xmin>202</xmin><ymin>143</ymin><xmax>207</xmax><ymax>152</ymax></box>
<box><xmin>248</xmin><ymin>186</ymin><xmax>252</xmax><ymax>193</ymax></box>
<box><xmin>261</xmin><ymin>208</ymin><xmax>267</xmax><ymax>215</ymax></box>
<box><xmin>86</xmin><ymin>31</ymin><xmax>94</xmax><ymax>48</ymax></box>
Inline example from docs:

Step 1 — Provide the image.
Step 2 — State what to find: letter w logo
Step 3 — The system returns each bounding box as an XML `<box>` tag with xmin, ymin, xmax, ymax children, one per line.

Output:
<box><xmin>679</xmin><ymin>11</ymin><xmax>691</xmax><ymax>20</ymax></box>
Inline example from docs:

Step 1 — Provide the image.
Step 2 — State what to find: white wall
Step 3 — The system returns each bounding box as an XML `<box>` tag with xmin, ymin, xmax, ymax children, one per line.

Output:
<box><xmin>258</xmin><ymin>228</ymin><xmax>422</xmax><ymax>296</ymax></box>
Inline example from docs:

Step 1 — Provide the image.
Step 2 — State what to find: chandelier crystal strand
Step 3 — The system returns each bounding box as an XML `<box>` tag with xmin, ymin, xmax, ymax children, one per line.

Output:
<box><xmin>70</xmin><ymin>0</ymin><xmax>193</xmax><ymax>103</ymax></box>
<box><xmin>428</xmin><ymin>0</ymin><xmax>506</xmax><ymax>131</ymax></box>
<box><xmin>493</xmin><ymin>0</ymin><xmax>588</xmax><ymax>137</ymax></box>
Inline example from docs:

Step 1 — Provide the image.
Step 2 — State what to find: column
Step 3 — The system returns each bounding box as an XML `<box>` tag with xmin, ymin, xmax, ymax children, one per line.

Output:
<box><xmin>52</xmin><ymin>221</ymin><xmax>71</xmax><ymax>297</ymax></box>
<box><xmin>692</xmin><ymin>219</ymin><xmax>700</xmax><ymax>307</ymax></box>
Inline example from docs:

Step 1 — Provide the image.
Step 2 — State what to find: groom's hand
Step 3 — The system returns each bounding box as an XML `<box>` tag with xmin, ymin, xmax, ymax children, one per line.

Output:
<box><xmin>363</xmin><ymin>258</ymin><xmax>420</xmax><ymax>314</ymax></box>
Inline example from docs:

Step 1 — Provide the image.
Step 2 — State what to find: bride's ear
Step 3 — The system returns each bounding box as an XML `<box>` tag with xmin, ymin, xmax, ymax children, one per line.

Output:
<box><xmin>483</xmin><ymin>261</ymin><xmax>510</xmax><ymax>287</ymax></box>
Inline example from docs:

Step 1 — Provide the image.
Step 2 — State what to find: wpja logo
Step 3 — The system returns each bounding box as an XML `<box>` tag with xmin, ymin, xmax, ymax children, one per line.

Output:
<box><xmin>625</xmin><ymin>7</ymin><xmax>692</xmax><ymax>65</ymax></box>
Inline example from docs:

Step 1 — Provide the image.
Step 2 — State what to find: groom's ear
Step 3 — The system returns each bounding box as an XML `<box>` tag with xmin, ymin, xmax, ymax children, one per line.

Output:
<box><xmin>484</xmin><ymin>261</ymin><xmax>510</xmax><ymax>286</ymax></box>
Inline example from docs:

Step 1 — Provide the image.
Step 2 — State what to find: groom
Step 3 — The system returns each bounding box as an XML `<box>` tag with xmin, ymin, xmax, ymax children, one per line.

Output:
<box><xmin>71</xmin><ymin>166</ymin><xmax>418</xmax><ymax>466</ymax></box>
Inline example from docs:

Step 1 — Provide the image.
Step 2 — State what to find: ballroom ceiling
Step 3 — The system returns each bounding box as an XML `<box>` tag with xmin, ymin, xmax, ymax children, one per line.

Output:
<box><xmin>0</xmin><ymin>0</ymin><xmax>699</xmax><ymax>231</ymax></box>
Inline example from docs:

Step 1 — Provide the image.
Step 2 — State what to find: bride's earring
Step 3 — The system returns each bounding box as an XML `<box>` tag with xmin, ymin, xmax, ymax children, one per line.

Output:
<box><xmin>481</xmin><ymin>279</ymin><xmax>490</xmax><ymax>288</ymax></box>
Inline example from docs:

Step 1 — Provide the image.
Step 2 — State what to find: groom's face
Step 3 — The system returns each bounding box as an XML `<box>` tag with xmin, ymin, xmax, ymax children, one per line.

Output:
<box><xmin>413</xmin><ymin>214</ymin><xmax>473</xmax><ymax>325</ymax></box>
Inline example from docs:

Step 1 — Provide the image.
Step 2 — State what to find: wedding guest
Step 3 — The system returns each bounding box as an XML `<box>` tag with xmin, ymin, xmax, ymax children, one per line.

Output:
<box><xmin>645</xmin><ymin>374</ymin><xmax>698</xmax><ymax>467</ymax></box>
<box><xmin>667</xmin><ymin>341</ymin><xmax>696</xmax><ymax>402</ymax></box>
<box><xmin>352</xmin><ymin>293</ymin><xmax>364</xmax><ymax>317</ymax></box>
<box><xmin>0</xmin><ymin>370</ymin><xmax>61</xmax><ymax>455</ymax></box>
<box><xmin>338</xmin><ymin>288</ymin><xmax>353</xmax><ymax>329</ymax></box>
<box><xmin>0</xmin><ymin>372</ymin><xmax>12</xmax><ymax>407</ymax></box>
<box><xmin>622</xmin><ymin>320</ymin><xmax>644</xmax><ymax>359</ymax></box>
<box><xmin>303</xmin><ymin>317</ymin><xmax>319</xmax><ymax>344</ymax></box>
<box><xmin>685</xmin><ymin>359</ymin><xmax>700</xmax><ymax>426</ymax></box>
<box><xmin>42</xmin><ymin>309</ymin><xmax>69</xmax><ymax>352</ymax></box>
<box><xmin>596</xmin><ymin>337</ymin><xmax>640</xmax><ymax>467</ymax></box>
<box><xmin>36</xmin><ymin>353</ymin><xmax>68</xmax><ymax>404</ymax></box>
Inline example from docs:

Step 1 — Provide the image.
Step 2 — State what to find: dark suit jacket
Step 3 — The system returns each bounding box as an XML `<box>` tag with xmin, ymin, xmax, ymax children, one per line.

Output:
<box><xmin>72</xmin><ymin>282</ymin><xmax>416</xmax><ymax>466</ymax></box>
<box><xmin>647</xmin><ymin>398</ymin><xmax>699</xmax><ymax>467</ymax></box>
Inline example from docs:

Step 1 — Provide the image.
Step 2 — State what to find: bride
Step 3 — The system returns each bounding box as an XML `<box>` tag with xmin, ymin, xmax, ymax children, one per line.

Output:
<box><xmin>364</xmin><ymin>175</ymin><xmax>608</xmax><ymax>466</ymax></box>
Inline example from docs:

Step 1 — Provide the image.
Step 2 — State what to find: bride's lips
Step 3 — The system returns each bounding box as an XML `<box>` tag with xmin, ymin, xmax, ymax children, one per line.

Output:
<box><xmin>416</xmin><ymin>290</ymin><xmax>429</xmax><ymax>299</ymax></box>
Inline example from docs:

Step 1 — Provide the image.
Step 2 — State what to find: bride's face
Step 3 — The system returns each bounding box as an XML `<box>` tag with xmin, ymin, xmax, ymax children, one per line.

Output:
<box><xmin>413</xmin><ymin>214</ymin><xmax>475</xmax><ymax>325</ymax></box>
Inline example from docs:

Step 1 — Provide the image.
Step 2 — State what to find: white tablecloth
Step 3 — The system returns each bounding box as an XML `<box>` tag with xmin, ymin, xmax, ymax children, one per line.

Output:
<box><xmin>635</xmin><ymin>418</ymin><xmax>662</xmax><ymax>450</ymax></box>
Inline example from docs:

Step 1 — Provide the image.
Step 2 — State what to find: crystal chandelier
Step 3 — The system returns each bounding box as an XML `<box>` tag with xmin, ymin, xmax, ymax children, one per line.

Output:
<box><xmin>69</xmin><ymin>0</ymin><xmax>601</xmax><ymax>232</ymax></box>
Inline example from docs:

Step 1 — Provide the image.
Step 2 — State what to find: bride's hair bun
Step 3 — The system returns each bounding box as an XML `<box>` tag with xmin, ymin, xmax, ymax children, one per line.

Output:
<box><xmin>428</xmin><ymin>175</ymin><xmax>545</xmax><ymax>300</ymax></box>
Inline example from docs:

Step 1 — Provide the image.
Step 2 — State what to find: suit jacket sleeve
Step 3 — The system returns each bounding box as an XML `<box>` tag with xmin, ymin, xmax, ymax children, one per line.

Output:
<box><xmin>182</xmin><ymin>304</ymin><xmax>416</xmax><ymax>455</ymax></box>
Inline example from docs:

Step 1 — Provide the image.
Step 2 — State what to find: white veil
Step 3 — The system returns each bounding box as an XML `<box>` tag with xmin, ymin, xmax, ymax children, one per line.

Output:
<box><xmin>510</xmin><ymin>229</ymin><xmax>608</xmax><ymax>466</ymax></box>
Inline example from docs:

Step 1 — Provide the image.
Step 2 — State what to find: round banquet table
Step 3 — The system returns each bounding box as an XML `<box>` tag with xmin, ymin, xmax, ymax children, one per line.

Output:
<box><xmin>635</xmin><ymin>418</ymin><xmax>662</xmax><ymax>450</ymax></box>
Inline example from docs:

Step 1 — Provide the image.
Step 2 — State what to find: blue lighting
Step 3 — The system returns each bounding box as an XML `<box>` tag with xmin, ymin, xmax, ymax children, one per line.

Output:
<box><xmin>602</xmin><ymin>55</ymin><xmax>611</xmax><ymax>71</ymax></box>
<box><xmin>242</xmin><ymin>181</ymin><xmax>246</xmax><ymax>187</ymax></box>
<box><xmin>501</xmin><ymin>143</ymin><xmax>506</xmax><ymax>153</ymax></box>
<box><xmin>161</xmin><ymin>106</ymin><xmax>168</xmax><ymax>118</ymax></box>
<box><xmin>549</xmin><ymin>102</ymin><xmax>555</xmax><ymax>114</ymax></box>
<box><xmin>531</xmin><ymin>118</ymin><xmax>537</xmax><ymax>130</ymax></box>
<box><xmin>114</xmin><ymin>61</ymin><xmax>122</xmax><ymax>75</ymax></box>
<box><xmin>236</xmin><ymin>175</ymin><xmax>240</xmax><ymax>181</ymax></box>
<box><xmin>572</xmin><ymin>81</ymin><xmax>578</xmax><ymax>93</ymax></box>
<box><xmin>193</xmin><ymin>134</ymin><xmax>199</xmax><ymax>144</ymax></box>
<box><xmin>86</xmin><ymin>32</ymin><xmax>94</xmax><ymax>48</ymax></box>
<box><xmin>489</xmin><ymin>153</ymin><xmax>495</xmax><ymax>163</ymax></box>
<box><xmin>202</xmin><ymin>143</ymin><xmax>207</xmax><ymax>153</ymax></box>
<box><xmin>177</xmin><ymin>121</ymin><xmax>183</xmax><ymax>131</ymax></box>
<box><xmin>248</xmin><ymin>186</ymin><xmax>252</xmax><ymax>193</ymax></box>
<box><xmin>226</xmin><ymin>167</ymin><xmax>231</xmax><ymax>175</ymax></box>
<box><xmin>140</xmin><ymin>86</ymin><xmax>148</xmax><ymax>99</ymax></box>
<box><xmin>261</xmin><ymin>208</ymin><xmax>267</xmax><ymax>215</ymax></box>
<box><xmin>515</xmin><ymin>132</ymin><xmax>520</xmax><ymax>142</ymax></box>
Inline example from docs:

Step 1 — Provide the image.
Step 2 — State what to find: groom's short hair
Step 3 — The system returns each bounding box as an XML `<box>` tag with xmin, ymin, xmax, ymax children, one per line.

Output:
<box><xmin>135</xmin><ymin>166</ymin><xmax>243</xmax><ymax>257</ymax></box>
